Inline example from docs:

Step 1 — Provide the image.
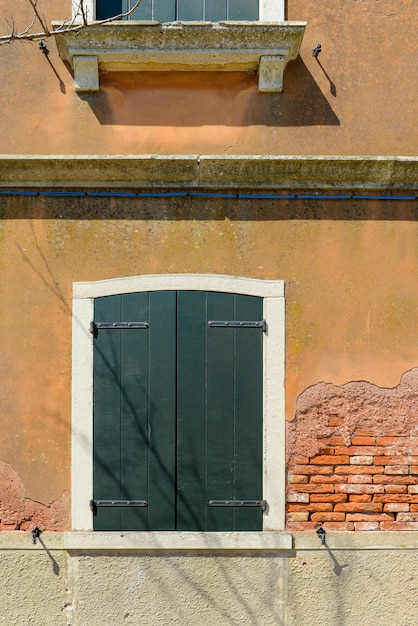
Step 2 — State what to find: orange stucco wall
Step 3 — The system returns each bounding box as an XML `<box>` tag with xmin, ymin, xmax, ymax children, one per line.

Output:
<box><xmin>0</xmin><ymin>0</ymin><xmax>417</xmax><ymax>156</ymax></box>
<box><xmin>0</xmin><ymin>195</ymin><xmax>418</xmax><ymax>522</ymax></box>
<box><xmin>0</xmin><ymin>0</ymin><xmax>417</xmax><ymax>530</ymax></box>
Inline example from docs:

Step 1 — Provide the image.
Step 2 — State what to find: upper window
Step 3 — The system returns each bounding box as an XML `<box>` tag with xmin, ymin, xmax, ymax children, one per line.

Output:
<box><xmin>97</xmin><ymin>0</ymin><xmax>259</xmax><ymax>21</ymax></box>
<box><xmin>75</xmin><ymin>0</ymin><xmax>285</xmax><ymax>22</ymax></box>
<box><xmin>72</xmin><ymin>275</ymin><xmax>285</xmax><ymax>535</ymax></box>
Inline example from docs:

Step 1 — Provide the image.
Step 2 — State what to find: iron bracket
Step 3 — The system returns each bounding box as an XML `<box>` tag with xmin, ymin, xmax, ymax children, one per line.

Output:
<box><xmin>208</xmin><ymin>320</ymin><xmax>267</xmax><ymax>332</ymax></box>
<box><xmin>209</xmin><ymin>500</ymin><xmax>267</xmax><ymax>511</ymax></box>
<box><xmin>90</xmin><ymin>321</ymin><xmax>149</xmax><ymax>334</ymax></box>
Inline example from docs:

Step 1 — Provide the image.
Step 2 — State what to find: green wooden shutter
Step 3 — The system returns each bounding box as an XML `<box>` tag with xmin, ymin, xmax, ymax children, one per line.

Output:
<box><xmin>93</xmin><ymin>290</ymin><xmax>263</xmax><ymax>531</ymax></box>
<box><xmin>93</xmin><ymin>291</ymin><xmax>177</xmax><ymax>531</ymax></box>
<box><xmin>97</xmin><ymin>0</ymin><xmax>258</xmax><ymax>21</ymax></box>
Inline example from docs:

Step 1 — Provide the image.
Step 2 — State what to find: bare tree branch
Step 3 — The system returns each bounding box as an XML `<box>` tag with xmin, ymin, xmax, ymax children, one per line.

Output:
<box><xmin>0</xmin><ymin>0</ymin><xmax>143</xmax><ymax>46</ymax></box>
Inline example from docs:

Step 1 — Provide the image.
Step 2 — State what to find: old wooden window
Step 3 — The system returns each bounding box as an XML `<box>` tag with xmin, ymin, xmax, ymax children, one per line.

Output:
<box><xmin>72</xmin><ymin>274</ymin><xmax>285</xmax><ymax>537</ymax></box>
<box><xmin>92</xmin><ymin>290</ymin><xmax>263</xmax><ymax>531</ymax></box>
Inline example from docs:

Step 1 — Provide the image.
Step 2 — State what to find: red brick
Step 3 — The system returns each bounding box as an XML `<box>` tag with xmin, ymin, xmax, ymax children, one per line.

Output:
<box><xmin>292</xmin><ymin>456</ymin><xmax>309</xmax><ymax>464</ymax></box>
<box><xmin>374</xmin><ymin>475</ymin><xmax>418</xmax><ymax>484</ymax></box>
<box><xmin>346</xmin><ymin>513</ymin><xmax>394</xmax><ymax>521</ymax></box>
<box><xmin>353</xmin><ymin>429</ymin><xmax>376</xmax><ymax>437</ymax></box>
<box><xmin>351</xmin><ymin>437</ymin><xmax>376</xmax><ymax>446</ymax></box>
<box><xmin>349</xmin><ymin>495</ymin><xmax>372</xmax><ymax>503</ymax></box>
<box><xmin>334</xmin><ymin>503</ymin><xmax>383</xmax><ymax>513</ymax></box>
<box><xmin>406</xmin><ymin>438</ymin><xmax>418</xmax><ymax>446</ymax></box>
<box><xmin>322</xmin><ymin>522</ymin><xmax>355</xmax><ymax>531</ymax></box>
<box><xmin>350</xmin><ymin>456</ymin><xmax>373</xmax><ymax>465</ymax></box>
<box><xmin>408</xmin><ymin>485</ymin><xmax>418</xmax><ymax>494</ymax></box>
<box><xmin>318</xmin><ymin>436</ymin><xmax>346</xmax><ymax>446</ymax></box>
<box><xmin>335</xmin><ymin>465</ymin><xmax>384</xmax><ymax>475</ymax></box>
<box><xmin>384</xmin><ymin>430</ymin><xmax>409</xmax><ymax>437</ymax></box>
<box><xmin>384</xmin><ymin>485</ymin><xmax>407</xmax><ymax>493</ymax></box>
<box><xmin>380</xmin><ymin>522</ymin><xmax>418</xmax><ymax>530</ymax></box>
<box><xmin>291</xmin><ymin>484</ymin><xmax>335</xmax><ymax>493</ymax></box>
<box><xmin>0</xmin><ymin>523</ymin><xmax>18</xmax><ymax>530</ymax></box>
<box><xmin>286</xmin><ymin>522</ymin><xmax>317</xmax><ymax>531</ymax></box>
<box><xmin>348</xmin><ymin>475</ymin><xmax>372</xmax><ymax>484</ymax></box>
<box><xmin>291</xmin><ymin>465</ymin><xmax>333</xmax><ymax>476</ymax></box>
<box><xmin>288</xmin><ymin>504</ymin><xmax>333</xmax><ymax>513</ymax></box>
<box><xmin>317</xmin><ymin>447</ymin><xmax>335</xmax><ymax>455</ymax></box>
<box><xmin>384</xmin><ymin>466</ymin><xmax>409</xmax><ymax>475</ymax></box>
<box><xmin>344</xmin><ymin>446</ymin><xmax>385</xmax><ymax>456</ymax></box>
<box><xmin>329</xmin><ymin>417</ymin><xmax>344</xmax><ymax>426</ymax></box>
<box><xmin>333</xmin><ymin>446</ymin><xmax>350</xmax><ymax>455</ymax></box>
<box><xmin>310</xmin><ymin>455</ymin><xmax>349</xmax><ymax>465</ymax></box>
<box><xmin>287</xmin><ymin>512</ymin><xmax>310</xmax><ymax>522</ymax></box>
<box><xmin>288</xmin><ymin>474</ymin><xmax>309</xmax><ymax>484</ymax></box>
<box><xmin>310</xmin><ymin>475</ymin><xmax>347</xmax><ymax>484</ymax></box>
<box><xmin>374</xmin><ymin>456</ymin><xmax>412</xmax><ymax>465</ymax></box>
<box><xmin>411</xmin><ymin>466</ymin><xmax>418</xmax><ymax>475</ymax></box>
<box><xmin>410</xmin><ymin>504</ymin><xmax>418</xmax><ymax>512</ymax></box>
<box><xmin>373</xmin><ymin>494</ymin><xmax>418</xmax><ymax>503</ymax></box>
<box><xmin>311</xmin><ymin>512</ymin><xmax>346</xmax><ymax>522</ymax></box>
<box><xmin>310</xmin><ymin>494</ymin><xmax>347</xmax><ymax>503</ymax></box>
<box><xmin>377</xmin><ymin>437</ymin><xmax>408</xmax><ymax>446</ymax></box>
<box><xmin>397</xmin><ymin>513</ymin><xmax>418</xmax><ymax>522</ymax></box>
<box><xmin>354</xmin><ymin>522</ymin><xmax>379</xmax><ymax>531</ymax></box>
<box><xmin>383</xmin><ymin>503</ymin><xmax>410</xmax><ymax>513</ymax></box>
<box><xmin>335</xmin><ymin>484</ymin><xmax>384</xmax><ymax>494</ymax></box>
<box><xmin>287</xmin><ymin>493</ymin><xmax>309</xmax><ymax>503</ymax></box>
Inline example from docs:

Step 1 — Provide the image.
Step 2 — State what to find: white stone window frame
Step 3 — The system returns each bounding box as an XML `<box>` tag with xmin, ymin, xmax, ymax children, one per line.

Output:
<box><xmin>71</xmin><ymin>274</ymin><xmax>286</xmax><ymax>550</ymax></box>
<box><xmin>73</xmin><ymin>0</ymin><xmax>285</xmax><ymax>21</ymax></box>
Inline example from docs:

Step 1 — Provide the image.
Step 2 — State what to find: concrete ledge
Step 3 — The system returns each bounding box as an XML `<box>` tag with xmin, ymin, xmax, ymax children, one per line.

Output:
<box><xmin>0</xmin><ymin>155</ymin><xmax>417</xmax><ymax>190</ymax></box>
<box><xmin>64</xmin><ymin>531</ymin><xmax>293</xmax><ymax>551</ymax></box>
<box><xmin>293</xmin><ymin>531</ymin><xmax>418</xmax><ymax>551</ymax></box>
<box><xmin>0</xmin><ymin>532</ymin><xmax>64</xmax><ymax>550</ymax></box>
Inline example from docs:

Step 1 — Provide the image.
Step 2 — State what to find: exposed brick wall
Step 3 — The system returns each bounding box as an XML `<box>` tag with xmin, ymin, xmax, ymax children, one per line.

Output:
<box><xmin>287</xmin><ymin>423</ymin><xmax>418</xmax><ymax>531</ymax></box>
<box><xmin>287</xmin><ymin>370</ymin><xmax>418</xmax><ymax>531</ymax></box>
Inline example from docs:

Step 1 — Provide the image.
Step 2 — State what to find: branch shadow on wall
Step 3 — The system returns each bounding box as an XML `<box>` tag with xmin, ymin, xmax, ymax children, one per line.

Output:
<box><xmin>79</xmin><ymin>57</ymin><xmax>339</xmax><ymax>127</ymax></box>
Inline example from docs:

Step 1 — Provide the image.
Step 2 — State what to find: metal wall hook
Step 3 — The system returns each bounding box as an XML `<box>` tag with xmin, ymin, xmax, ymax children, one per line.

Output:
<box><xmin>31</xmin><ymin>527</ymin><xmax>42</xmax><ymax>544</ymax></box>
<box><xmin>316</xmin><ymin>527</ymin><xmax>326</xmax><ymax>545</ymax></box>
<box><xmin>312</xmin><ymin>42</ymin><xmax>322</xmax><ymax>58</ymax></box>
<box><xmin>39</xmin><ymin>42</ymin><xmax>49</xmax><ymax>57</ymax></box>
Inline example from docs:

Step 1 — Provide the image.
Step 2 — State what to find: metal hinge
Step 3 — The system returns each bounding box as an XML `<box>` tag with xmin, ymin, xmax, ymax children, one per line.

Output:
<box><xmin>90</xmin><ymin>321</ymin><xmax>149</xmax><ymax>334</ymax></box>
<box><xmin>208</xmin><ymin>320</ymin><xmax>267</xmax><ymax>332</ymax></box>
<box><xmin>209</xmin><ymin>500</ymin><xmax>267</xmax><ymax>511</ymax></box>
<box><xmin>90</xmin><ymin>499</ymin><xmax>148</xmax><ymax>511</ymax></box>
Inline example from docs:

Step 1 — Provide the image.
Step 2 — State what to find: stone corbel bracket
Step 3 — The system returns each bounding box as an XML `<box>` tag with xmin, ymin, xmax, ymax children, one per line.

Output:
<box><xmin>53</xmin><ymin>21</ymin><xmax>306</xmax><ymax>93</ymax></box>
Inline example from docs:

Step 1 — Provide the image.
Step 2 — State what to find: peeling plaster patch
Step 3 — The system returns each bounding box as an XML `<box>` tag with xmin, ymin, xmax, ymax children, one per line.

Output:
<box><xmin>0</xmin><ymin>460</ymin><xmax>70</xmax><ymax>531</ymax></box>
<box><xmin>288</xmin><ymin>368</ymin><xmax>418</xmax><ymax>461</ymax></box>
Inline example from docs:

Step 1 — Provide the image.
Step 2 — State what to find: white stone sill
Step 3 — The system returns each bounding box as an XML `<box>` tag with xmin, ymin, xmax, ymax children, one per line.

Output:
<box><xmin>63</xmin><ymin>531</ymin><xmax>292</xmax><ymax>551</ymax></box>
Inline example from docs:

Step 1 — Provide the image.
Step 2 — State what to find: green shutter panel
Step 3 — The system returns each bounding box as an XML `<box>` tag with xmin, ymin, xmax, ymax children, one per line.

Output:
<box><xmin>93</xmin><ymin>291</ymin><xmax>177</xmax><ymax>531</ymax></box>
<box><xmin>176</xmin><ymin>291</ymin><xmax>263</xmax><ymax>531</ymax></box>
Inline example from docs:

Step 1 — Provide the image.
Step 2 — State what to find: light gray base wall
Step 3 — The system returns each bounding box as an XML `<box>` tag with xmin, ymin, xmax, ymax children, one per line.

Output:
<box><xmin>1</xmin><ymin>533</ymin><xmax>417</xmax><ymax>626</ymax></box>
